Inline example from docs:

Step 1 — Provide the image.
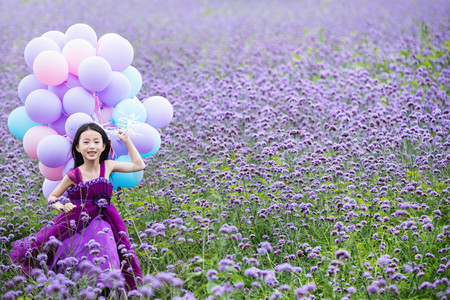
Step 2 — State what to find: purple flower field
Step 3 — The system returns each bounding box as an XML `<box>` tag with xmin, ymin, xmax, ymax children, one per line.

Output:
<box><xmin>1</xmin><ymin>0</ymin><xmax>449</xmax><ymax>299</ymax></box>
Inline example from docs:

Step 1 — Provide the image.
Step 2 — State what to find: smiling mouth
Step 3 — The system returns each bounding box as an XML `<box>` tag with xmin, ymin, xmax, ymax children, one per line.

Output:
<box><xmin>88</xmin><ymin>151</ymin><xmax>97</xmax><ymax>155</ymax></box>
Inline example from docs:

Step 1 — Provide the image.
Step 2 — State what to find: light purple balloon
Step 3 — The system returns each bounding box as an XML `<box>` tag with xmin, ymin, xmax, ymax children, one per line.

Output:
<box><xmin>129</xmin><ymin>122</ymin><xmax>160</xmax><ymax>154</ymax></box>
<box><xmin>78</xmin><ymin>56</ymin><xmax>112</xmax><ymax>92</ymax></box>
<box><xmin>111</xmin><ymin>138</ymin><xmax>128</xmax><ymax>156</ymax></box>
<box><xmin>42</xmin><ymin>30</ymin><xmax>66</xmax><ymax>50</ymax></box>
<box><xmin>97</xmin><ymin>71</ymin><xmax>130</xmax><ymax>107</ymax></box>
<box><xmin>37</xmin><ymin>134</ymin><xmax>72</xmax><ymax>168</ymax></box>
<box><xmin>63</xmin><ymin>158</ymin><xmax>74</xmax><ymax>176</ymax></box>
<box><xmin>18</xmin><ymin>74</ymin><xmax>47</xmax><ymax>103</ymax></box>
<box><xmin>97</xmin><ymin>36</ymin><xmax>134</xmax><ymax>71</ymax></box>
<box><xmin>63</xmin><ymin>87</ymin><xmax>95</xmax><ymax>115</ymax></box>
<box><xmin>25</xmin><ymin>89</ymin><xmax>62</xmax><ymax>124</ymax></box>
<box><xmin>24</xmin><ymin>36</ymin><xmax>60</xmax><ymax>69</ymax></box>
<box><xmin>49</xmin><ymin>113</ymin><xmax>68</xmax><ymax>135</ymax></box>
<box><xmin>48</xmin><ymin>73</ymin><xmax>82</xmax><ymax>100</ymax></box>
<box><xmin>143</xmin><ymin>96</ymin><xmax>174</xmax><ymax>129</ymax></box>
<box><xmin>42</xmin><ymin>179</ymin><xmax>61</xmax><ymax>199</ymax></box>
<box><xmin>65</xmin><ymin>23</ymin><xmax>97</xmax><ymax>47</ymax></box>
<box><xmin>65</xmin><ymin>112</ymin><xmax>93</xmax><ymax>140</ymax></box>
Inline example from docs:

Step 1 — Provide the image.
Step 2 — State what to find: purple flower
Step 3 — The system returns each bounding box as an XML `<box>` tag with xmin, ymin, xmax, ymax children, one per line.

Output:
<box><xmin>418</xmin><ymin>281</ymin><xmax>433</xmax><ymax>290</ymax></box>
<box><xmin>295</xmin><ymin>287</ymin><xmax>307</xmax><ymax>296</ymax></box>
<box><xmin>279</xmin><ymin>284</ymin><xmax>291</xmax><ymax>291</ymax></box>
<box><xmin>378</xmin><ymin>255</ymin><xmax>391</xmax><ymax>267</ymax></box>
<box><xmin>275</xmin><ymin>263</ymin><xmax>295</xmax><ymax>273</ymax></box>
<box><xmin>303</xmin><ymin>282</ymin><xmax>316</xmax><ymax>293</ymax></box>
<box><xmin>138</xmin><ymin>286</ymin><xmax>154</xmax><ymax>297</ymax></box>
<box><xmin>218</xmin><ymin>258</ymin><xmax>235</xmax><ymax>271</ymax></box>
<box><xmin>257</xmin><ymin>241</ymin><xmax>273</xmax><ymax>254</ymax></box>
<box><xmin>335</xmin><ymin>249</ymin><xmax>351</xmax><ymax>259</ymax></box>
<box><xmin>234</xmin><ymin>282</ymin><xmax>244</xmax><ymax>289</ymax></box>
<box><xmin>271</xmin><ymin>290</ymin><xmax>282</xmax><ymax>299</ymax></box>
<box><xmin>206</xmin><ymin>269</ymin><xmax>218</xmax><ymax>280</ymax></box>
<box><xmin>367</xmin><ymin>284</ymin><xmax>378</xmax><ymax>294</ymax></box>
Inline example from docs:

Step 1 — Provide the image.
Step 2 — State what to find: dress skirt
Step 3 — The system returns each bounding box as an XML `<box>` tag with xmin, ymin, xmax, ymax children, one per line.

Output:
<box><xmin>49</xmin><ymin>213</ymin><xmax>121</xmax><ymax>286</ymax></box>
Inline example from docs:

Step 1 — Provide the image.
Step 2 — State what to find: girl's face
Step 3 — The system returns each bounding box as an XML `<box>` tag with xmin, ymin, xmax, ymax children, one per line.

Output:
<box><xmin>76</xmin><ymin>129</ymin><xmax>106</xmax><ymax>162</ymax></box>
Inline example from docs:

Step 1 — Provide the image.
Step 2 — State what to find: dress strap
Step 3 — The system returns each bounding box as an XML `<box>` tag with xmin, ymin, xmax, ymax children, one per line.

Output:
<box><xmin>67</xmin><ymin>168</ymin><xmax>82</xmax><ymax>184</ymax></box>
<box><xmin>100</xmin><ymin>160</ymin><xmax>105</xmax><ymax>178</ymax></box>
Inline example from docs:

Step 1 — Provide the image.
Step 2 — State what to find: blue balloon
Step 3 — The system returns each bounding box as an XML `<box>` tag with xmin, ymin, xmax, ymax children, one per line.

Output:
<box><xmin>112</xmin><ymin>98</ymin><xmax>147</xmax><ymax>128</ymax></box>
<box><xmin>7</xmin><ymin>106</ymin><xmax>40</xmax><ymax>139</ymax></box>
<box><xmin>122</xmin><ymin>66</ymin><xmax>142</xmax><ymax>98</ymax></box>
<box><xmin>109</xmin><ymin>155</ymin><xmax>143</xmax><ymax>190</ymax></box>
<box><xmin>141</xmin><ymin>134</ymin><xmax>161</xmax><ymax>157</ymax></box>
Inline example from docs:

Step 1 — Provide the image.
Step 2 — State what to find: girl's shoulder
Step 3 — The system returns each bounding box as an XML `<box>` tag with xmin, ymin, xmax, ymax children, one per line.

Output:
<box><xmin>66</xmin><ymin>167</ymin><xmax>81</xmax><ymax>184</ymax></box>
<box><xmin>103</xmin><ymin>159</ymin><xmax>116</xmax><ymax>170</ymax></box>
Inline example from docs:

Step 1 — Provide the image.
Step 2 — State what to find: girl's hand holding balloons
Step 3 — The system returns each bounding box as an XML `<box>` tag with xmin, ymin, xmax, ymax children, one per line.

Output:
<box><xmin>117</xmin><ymin>128</ymin><xmax>130</xmax><ymax>143</ymax></box>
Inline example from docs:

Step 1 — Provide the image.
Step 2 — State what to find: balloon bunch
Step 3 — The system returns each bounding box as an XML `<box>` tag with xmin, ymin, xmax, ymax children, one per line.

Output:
<box><xmin>7</xmin><ymin>23</ymin><xmax>173</xmax><ymax>196</ymax></box>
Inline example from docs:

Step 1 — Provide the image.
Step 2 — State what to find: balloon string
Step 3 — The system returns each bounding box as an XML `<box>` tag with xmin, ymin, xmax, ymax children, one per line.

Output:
<box><xmin>93</xmin><ymin>94</ymin><xmax>118</xmax><ymax>159</ymax></box>
<box><xmin>93</xmin><ymin>93</ymin><xmax>103</xmax><ymax>124</ymax></box>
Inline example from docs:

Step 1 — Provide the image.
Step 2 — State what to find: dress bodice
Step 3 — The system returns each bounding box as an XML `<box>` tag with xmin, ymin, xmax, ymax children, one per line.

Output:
<box><xmin>66</xmin><ymin>161</ymin><xmax>113</xmax><ymax>202</ymax></box>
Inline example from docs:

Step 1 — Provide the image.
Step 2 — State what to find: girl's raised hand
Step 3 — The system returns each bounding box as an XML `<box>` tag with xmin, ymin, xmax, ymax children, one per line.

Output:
<box><xmin>117</xmin><ymin>129</ymin><xmax>130</xmax><ymax>142</ymax></box>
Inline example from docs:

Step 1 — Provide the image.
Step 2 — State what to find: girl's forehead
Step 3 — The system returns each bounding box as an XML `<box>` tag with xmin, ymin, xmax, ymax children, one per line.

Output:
<box><xmin>80</xmin><ymin>129</ymin><xmax>103</xmax><ymax>139</ymax></box>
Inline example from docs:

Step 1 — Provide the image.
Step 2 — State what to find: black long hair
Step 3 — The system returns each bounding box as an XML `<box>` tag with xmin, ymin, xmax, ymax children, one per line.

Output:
<box><xmin>71</xmin><ymin>123</ymin><xmax>111</xmax><ymax>168</ymax></box>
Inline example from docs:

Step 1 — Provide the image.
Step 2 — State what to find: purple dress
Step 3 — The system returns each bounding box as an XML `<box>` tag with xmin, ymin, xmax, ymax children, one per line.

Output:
<box><xmin>9</xmin><ymin>161</ymin><xmax>143</xmax><ymax>291</ymax></box>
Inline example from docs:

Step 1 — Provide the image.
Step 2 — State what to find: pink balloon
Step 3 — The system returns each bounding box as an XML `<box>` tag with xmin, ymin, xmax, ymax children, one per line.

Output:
<box><xmin>33</xmin><ymin>50</ymin><xmax>69</xmax><ymax>86</ymax></box>
<box><xmin>39</xmin><ymin>161</ymin><xmax>64</xmax><ymax>181</ymax></box>
<box><xmin>23</xmin><ymin>126</ymin><xmax>57</xmax><ymax>159</ymax></box>
<box><xmin>24</xmin><ymin>37</ymin><xmax>60</xmax><ymax>69</ymax></box>
<box><xmin>62</xmin><ymin>39</ymin><xmax>95</xmax><ymax>75</ymax></box>
<box><xmin>98</xmin><ymin>105</ymin><xmax>114</xmax><ymax>126</ymax></box>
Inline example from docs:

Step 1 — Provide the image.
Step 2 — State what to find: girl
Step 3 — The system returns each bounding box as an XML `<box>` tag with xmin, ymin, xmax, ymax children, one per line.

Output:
<box><xmin>10</xmin><ymin>123</ymin><xmax>145</xmax><ymax>293</ymax></box>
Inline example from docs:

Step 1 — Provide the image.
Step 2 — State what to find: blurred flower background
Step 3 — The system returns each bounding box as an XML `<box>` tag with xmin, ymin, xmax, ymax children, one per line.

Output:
<box><xmin>0</xmin><ymin>0</ymin><xmax>449</xmax><ymax>299</ymax></box>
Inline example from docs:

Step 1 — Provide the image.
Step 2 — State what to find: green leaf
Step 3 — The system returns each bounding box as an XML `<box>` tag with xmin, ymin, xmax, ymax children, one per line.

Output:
<box><xmin>228</xmin><ymin>273</ymin><xmax>244</xmax><ymax>283</ymax></box>
<box><xmin>206</xmin><ymin>280</ymin><xmax>219</xmax><ymax>293</ymax></box>
<box><xmin>184</xmin><ymin>271</ymin><xmax>203</xmax><ymax>283</ymax></box>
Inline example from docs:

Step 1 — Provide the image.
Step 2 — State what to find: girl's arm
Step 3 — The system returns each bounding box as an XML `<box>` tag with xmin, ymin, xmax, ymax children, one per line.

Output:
<box><xmin>108</xmin><ymin>129</ymin><xmax>146</xmax><ymax>173</ymax></box>
<box><xmin>48</xmin><ymin>175</ymin><xmax>76</xmax><ymax>213</ymax></box>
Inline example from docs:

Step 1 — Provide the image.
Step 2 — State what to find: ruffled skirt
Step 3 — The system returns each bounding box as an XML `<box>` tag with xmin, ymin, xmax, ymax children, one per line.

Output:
<box><xmin>49</xmin><ymin>214</ymin><xmax>121</xmax><ymax>285</ymax></box>
<box><xmin>9</xmin><ymin>201</ymin><xmax>142</xmax><ymax>291</ymax></box>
